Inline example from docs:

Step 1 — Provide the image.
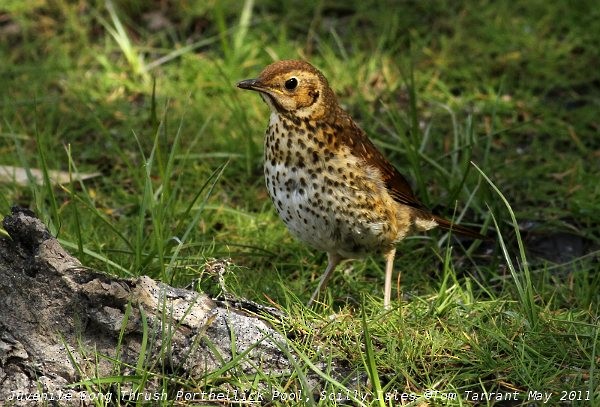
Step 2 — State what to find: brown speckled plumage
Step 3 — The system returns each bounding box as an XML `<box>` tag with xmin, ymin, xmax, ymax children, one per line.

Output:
<box><xmin>237</xmin><ymin>60</ymin><xmax>484</xmax><ymax>308</ymax></box>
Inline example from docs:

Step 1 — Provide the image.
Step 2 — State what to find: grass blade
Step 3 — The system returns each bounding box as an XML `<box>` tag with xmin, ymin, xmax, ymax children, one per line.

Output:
<box><xmin>472</xmin><ymin>162</ymin><xmax>538</xmax><ymax>328</ymax></box>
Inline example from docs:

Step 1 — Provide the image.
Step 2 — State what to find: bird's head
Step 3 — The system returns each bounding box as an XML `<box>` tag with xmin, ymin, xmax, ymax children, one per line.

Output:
<box><xmin>237</xmin><ymin>60</ymin><xmax>336</xmax><ymax>120</ymax></box>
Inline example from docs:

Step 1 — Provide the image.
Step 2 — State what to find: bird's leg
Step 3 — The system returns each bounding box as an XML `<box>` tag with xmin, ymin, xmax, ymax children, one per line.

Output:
<box><xmin>307</xmin><ymin>253</ymin><xmax>342</xmax><ymax>306</ymax></box>
<box><xmin>383</xmin><ymin>248</ymin><xmax>397</xmax><ymax>309</ymax></box>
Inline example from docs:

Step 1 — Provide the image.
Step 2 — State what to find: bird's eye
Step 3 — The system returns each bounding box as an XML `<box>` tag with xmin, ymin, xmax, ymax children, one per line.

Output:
<box><xmin>284</xmin><ymin>77</ymin><xmax>298</xmax><ymax>90</ymax></box>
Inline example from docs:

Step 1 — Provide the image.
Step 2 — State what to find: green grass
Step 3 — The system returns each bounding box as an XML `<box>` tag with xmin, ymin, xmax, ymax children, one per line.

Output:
<box><xmin>1</xmin><ymin>0</ymin><xmax>598</xmax><ymax>405</ymax></box>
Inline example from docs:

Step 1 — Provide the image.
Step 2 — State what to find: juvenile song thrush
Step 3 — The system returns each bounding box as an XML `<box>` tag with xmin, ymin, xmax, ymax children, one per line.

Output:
<box><xmin>237</xmin><ymin>60</ymin><xmax>484</xmax><ymax>308</ymax></box>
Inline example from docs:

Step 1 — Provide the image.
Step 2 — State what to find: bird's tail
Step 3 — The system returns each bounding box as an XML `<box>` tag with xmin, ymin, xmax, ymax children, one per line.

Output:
<box><xmin>432</xmin><ymin>214</ymin><xmax>487</xmax><ymax>240</ymax></box>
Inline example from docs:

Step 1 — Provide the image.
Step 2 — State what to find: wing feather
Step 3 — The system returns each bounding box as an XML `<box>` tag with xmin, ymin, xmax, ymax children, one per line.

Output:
<box><xmin>332</xmin><ymin>109</ymin><xmax>486</xmax><ymax>240</ymax></box>
<box><xmin>333</xmin><ymin>110</ymin><xmax>427</xmax><ymax>211</ymax></box>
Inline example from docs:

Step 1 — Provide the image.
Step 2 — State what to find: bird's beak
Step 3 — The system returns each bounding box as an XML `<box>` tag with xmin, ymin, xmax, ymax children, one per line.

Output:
<box><xmin>237</xmin><ymin>78</ymin><xmax>263</xmax><ymax>91</ymax></box>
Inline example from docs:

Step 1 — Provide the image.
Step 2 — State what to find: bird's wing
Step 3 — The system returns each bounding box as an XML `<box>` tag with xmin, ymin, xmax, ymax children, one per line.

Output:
<box><xmin>335</xmin><ymin>111</ymin><xmax>428</xmax><ymax>211</ymax></box>
<box><xmin>332</xmin><ymin>109</ymin><xmax>487</xmax><ymax>240</ymax></box>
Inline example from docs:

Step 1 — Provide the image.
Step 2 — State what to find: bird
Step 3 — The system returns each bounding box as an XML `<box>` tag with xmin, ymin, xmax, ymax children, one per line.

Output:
<box><xmin>237</xmin><ymin>60</ymin><xmax>484</xmax><ymax>308</ymax></box>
